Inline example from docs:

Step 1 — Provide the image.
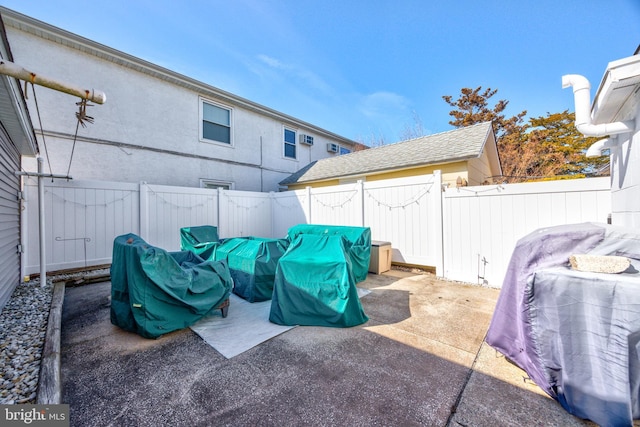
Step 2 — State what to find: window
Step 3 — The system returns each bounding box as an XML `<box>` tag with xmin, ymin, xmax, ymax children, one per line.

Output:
<box><xmin>284</xmin><ymin>128</ymin><xmax>296</xmax><ymax>159</ymax></box>
<box><xmin>339</xmin><ymin>146</ymin><xmax>351</xmax><ymax>155</ymax></box>
<box><xmin>201</xmin><ymin>100</ymin><xmax>231</xmax><ymax>144</ymax></box>
<box><xmin>200</xmin><ymin>179</ymin><xmax>233</xmax><ymax>190</ymax></box>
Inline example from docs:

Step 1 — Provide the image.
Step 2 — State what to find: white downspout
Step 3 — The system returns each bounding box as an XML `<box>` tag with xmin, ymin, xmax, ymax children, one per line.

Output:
<box><xmin>562</xmin><ymin>74</ymin><xmax>634</xmax><ymax>137</ymax></box>
<box><xmin>585</xmin><ymin>137</ymin><xmax>619</xmax><ymax>158</ymax></box>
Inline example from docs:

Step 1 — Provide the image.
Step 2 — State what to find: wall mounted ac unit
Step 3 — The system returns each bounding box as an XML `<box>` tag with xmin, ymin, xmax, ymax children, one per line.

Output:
<box><xmin>327</xmin><ymin>143</ymin><xmax>339</xmax><ymax>153</ymax></box>
<box><xmin>299</xmin><ymin>134</ymin><xmax>314</xmax><ymax>145</ymax></box>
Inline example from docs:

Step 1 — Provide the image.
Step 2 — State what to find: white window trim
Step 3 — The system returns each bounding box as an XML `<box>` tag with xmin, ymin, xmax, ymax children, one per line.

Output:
<box><xmin>199</xmin><ymin>97</ymin><xmax>234</xmax><ymax>146</ymax></box>
<box><xmin>200</xmin><ymin>179</ymin><xmax>234</xmax><ymax>190</ymax></box>
<box><xmin>283</xmin><ymin>126</ymin><xmax>298</xmax><ymax>160</ymax></box>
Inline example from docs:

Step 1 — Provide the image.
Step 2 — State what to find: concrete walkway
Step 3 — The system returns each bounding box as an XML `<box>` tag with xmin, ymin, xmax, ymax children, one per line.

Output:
<box><xmin>59</xmin><ymin>270</ymin><xmax>594</xmax><ymax>426</ymax></box>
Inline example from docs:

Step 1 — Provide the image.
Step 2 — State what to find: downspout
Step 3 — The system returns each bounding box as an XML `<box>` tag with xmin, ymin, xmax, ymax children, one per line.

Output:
<box><xmin>561</xmin><ymin>74</ymin><xmax>634</xmax><ymax>137</ymax></box>
<box><xmin>585</xmin><ymin>137</ymin><xmax>618</xmax><ymax>158</ymax></box>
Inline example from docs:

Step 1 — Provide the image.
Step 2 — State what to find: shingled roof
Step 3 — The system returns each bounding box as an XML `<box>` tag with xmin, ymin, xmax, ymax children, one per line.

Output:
<box><xmin>280</xmin><ymin>121</ymin><xmax>495</xmax><ymax>186</ymax></box>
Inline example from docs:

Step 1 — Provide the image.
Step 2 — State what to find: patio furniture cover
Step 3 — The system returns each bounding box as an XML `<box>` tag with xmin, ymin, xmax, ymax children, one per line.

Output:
<box><xmin>287</xmin><ymin>224</ymin><xmax>371</xmax><ymax>283</ymax></box>
<box><xmin>180</xmin><ymin>225</ymin><xmax>219</xmax><ymax>260</ymax></box>
<box><xmin>213</xmin><ymin>236</ymin><xmax>289</xmax><ymax>302</ymax></box>
<box><xmin>110</xmin><ymin>233</ymin><xmax>233</xmax><ymax>339</ymax></box>
<box><xmin>485</xmin><ymin>222</ymin><xmax>640</xmax><ymax>426</ymax></box>
<box><xmin>269</xmin><ymin>233</ymin><xmax>368</xmax><ymax>328</ymax></box>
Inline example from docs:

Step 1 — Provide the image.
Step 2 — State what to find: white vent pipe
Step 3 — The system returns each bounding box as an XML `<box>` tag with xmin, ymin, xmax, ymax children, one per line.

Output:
<box><xmin>585</xmin><ymin>137</ymin><xmax>619</xmax><ymax>158</ymax></box>
<box><xmin>0</xmin><ymin>59</ymin><xmax>106</xmax><ymax>104</ymax></box>
<box><xmin>562</xmin><ymin>74</ymin><xmax>633</xmax><ymax>137</ymax></box>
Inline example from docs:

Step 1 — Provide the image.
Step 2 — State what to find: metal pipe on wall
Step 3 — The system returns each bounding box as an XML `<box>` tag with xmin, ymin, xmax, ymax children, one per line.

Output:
<box><xmin>561</xmin><ymin>74</ymin><xmax>634</xmax><ymax>137</ymax></box>
<box><xmin>37</xmin><ymin>157</ymin><xmax>46</xmax><ymax>287</ymax></box>
<box><xmin>0</xmin><ymin>59</ymin><xmax>106</xmax><ymax>104</ymax></box>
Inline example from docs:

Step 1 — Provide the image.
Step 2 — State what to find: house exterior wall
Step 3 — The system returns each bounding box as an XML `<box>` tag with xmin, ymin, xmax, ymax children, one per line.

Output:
<box><xmin>467</xmin><ymin>149</ymin><xmax>494</xmax><ymax>185</ymax></box>
<box><xmin>0</xmin><ymin>126</ymin><xmax>21</xmax><ymax>309</ymax></box>
<box><xmin>610</xmin><ymin>104</ymin><xmax>640</xmax><ymax>227</ymax></box>
<box><xmin>4</xmin><ymin>14</ymin><xmax>353</xmax><ymax>192</ymax></box>
<box><xmin>0</xmin><ymin>12</ymin><xmax>38</xmax><ymax>311</ymax></box>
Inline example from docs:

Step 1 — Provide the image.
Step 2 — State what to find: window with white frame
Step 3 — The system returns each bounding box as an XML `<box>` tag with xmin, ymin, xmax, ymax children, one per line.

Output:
<box><xmin>201</xmin><ymin>99</ymin><xmax>231</xmax><ymax>144</ymax></box>
<box><xmin>284</xmin><ymin>128</ymin><xmax>296</xmax><ymax>159</ymax></box>
<box><xmin>200</xmin><ymin>179</ymin><xmax>233</xmax><ymax>190</ymax></box>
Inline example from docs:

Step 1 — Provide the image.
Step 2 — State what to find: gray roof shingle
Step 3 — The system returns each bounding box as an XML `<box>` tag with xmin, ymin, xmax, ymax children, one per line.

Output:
<box><xmin>280</xmin><ymin>121</ymin><xmax>494</xmax><ymax>185</ymax></box>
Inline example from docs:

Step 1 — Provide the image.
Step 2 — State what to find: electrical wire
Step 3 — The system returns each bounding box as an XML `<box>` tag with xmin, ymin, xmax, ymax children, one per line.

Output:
<box><xmin>29</xmin><ymin>83</ymin><xmax>53</xmax><ymax>177</ymax></box>
<box><xmin>66</xmin><ymin>117</ymin><xmax>81</xmax><ymax>178</ymax></box>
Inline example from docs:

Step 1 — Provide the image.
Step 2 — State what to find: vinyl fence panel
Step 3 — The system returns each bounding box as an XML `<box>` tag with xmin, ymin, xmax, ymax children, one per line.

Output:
<box><xmin>140</xmin><ymin>183</ymin><xmax>218</xmax><ymax>251</ymax></box>
<box><xmin>363</xmin><ymin>173</ymin><xmax>443</xmax><ymax>272</ymax></box>
<box><xmin>22</xmin><ymin>179</ymin><xmax>139</xmax><ymax>275</ymax></box>
<box><xmin>442</xmin><ymin>177</ymin><xmax>611</xmax><ymax>287</ymax></box>
<box><xmin>22</xmin><ymin>175</ymin><xmax>611</xmax><ymax>289</ymax></box>
<box><xmin>307</xmin><ymin>183</ymin><xmax>363</xmax><ymax>226</ymax></box>
<box><xmin>218</xmin><ymin>189</ymin><xmax>272</xmax><ymax>239</ymax></box>
<box><xmin>271</xmin><ymin>189</ymin><xmax>308</xmax><ymax>239</ymax></box>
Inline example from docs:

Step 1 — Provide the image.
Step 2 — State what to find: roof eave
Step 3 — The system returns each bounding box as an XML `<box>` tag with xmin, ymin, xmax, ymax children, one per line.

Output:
<box><xmin>0</xmin><ymin>11</ymin><xmax>38</xmax><ymax>156</ymax></box>
<box><xmin>290</xmin><ymin>155</ymin><xmax>478</xmax><ymax>185</ymax></box>
<box><xmin>591</xmin><ymin>54</ymin><xmax>640</xmax><ymax>124</ymax></box>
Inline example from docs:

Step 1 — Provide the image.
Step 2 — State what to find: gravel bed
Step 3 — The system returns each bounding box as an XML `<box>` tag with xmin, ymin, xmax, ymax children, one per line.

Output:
<box><xmin>0</xmin><ymin>278</ymin><xmax>53</xmax><ymax>404</ymax></box>
<box><xmin>0</xmin><ymin>268</ymin><xmax>109</xmax><ymax>404</ymax></box>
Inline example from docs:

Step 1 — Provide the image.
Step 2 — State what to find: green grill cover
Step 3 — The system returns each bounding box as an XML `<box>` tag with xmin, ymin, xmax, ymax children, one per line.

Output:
<box><xmin>287</xmin><ymin>224</ymin><xmax>371</xmax><ymax>283</ymax></box>
<box><xmin>213</xmin><ymin>237</ymin><xmax>289</xmax><ymax>302</ymax></box>
<box><xmin>269</xmin><ymin>233</ymin><xmax>368</xmax><ymax>327</ymax></box>
<box><xmin>179</xmin><ymin>225</ymin><xmax>219</xmax><ymax>260</ymax></box>
<box><xmin>110</xmin><ymin>233</ymin><xmax>233</xmax><ymax>339</ymax></box>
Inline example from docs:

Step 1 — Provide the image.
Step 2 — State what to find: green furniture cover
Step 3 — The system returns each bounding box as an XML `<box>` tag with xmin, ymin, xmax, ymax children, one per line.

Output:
<box><xmin>269</xmin><ymin>233</ymin><xmax>368</xmax><ymax>327</ymax></box>
<box><xmin>110</xmin><ymin>233</ymin><xmax>233</xmax><ymax>339</ymax></box>
<box><xmin>287</xmin><ymin>224</ymin><xmax>371</xmax><ymax>283</ymax></box>
<box><xmin>213</xmin><ymin>237</ymin><xmax>289</xmax><ymax>302</ymax></box>
<box><xmin>180</xmin><ymin>225</ymin><xmax>219</xmax><ymax>260</ymax></box>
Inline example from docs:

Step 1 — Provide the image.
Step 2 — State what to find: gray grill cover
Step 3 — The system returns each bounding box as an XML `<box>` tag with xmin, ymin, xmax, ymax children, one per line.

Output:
<box><xmin>486</xmin><ymin>222</ymin><xmax>640</xmax><ymax>427</ymax></box>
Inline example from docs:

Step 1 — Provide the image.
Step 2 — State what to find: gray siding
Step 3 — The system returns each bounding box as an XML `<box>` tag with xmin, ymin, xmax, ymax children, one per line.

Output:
<box><xmin>0</xmin><ymin>125</ymin><xmax>20</xmax><ymax>310</ymax></box>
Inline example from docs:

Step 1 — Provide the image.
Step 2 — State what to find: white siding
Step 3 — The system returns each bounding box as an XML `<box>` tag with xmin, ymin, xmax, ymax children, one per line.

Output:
<box><xmin>610</xmin><ymin>105</ymin><xmax>640</xmax><ymax>228</ymax></box>
<box><xmin>0</xmin><ymin>128</ymin><xmax>21</xmax><ymax>309</ymax></box>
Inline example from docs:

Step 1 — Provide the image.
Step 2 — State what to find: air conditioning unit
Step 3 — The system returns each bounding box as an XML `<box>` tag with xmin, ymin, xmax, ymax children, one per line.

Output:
<box><xmin>327</xmin><ymin>143</ymin><xmax>339</xmax><ymax>153</ymax></box>
<box><xmin>299</xmin><ymin>134</ymin><xmax>314</xmax><ymax>145</ymax></box>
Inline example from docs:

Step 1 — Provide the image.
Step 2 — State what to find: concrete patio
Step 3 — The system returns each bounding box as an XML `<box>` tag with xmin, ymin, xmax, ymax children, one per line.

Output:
<box><xmin>60</xmin><ymin>270</ymin><xmax>595</xmax><ymax>426</ymax></box>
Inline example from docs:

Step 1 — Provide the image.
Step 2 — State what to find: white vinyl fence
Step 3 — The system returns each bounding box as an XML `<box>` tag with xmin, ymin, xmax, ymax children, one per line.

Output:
<box><xmin>442</xmin><ymin>177</ymin><xmax>611</xmax><ymax>286</ymax></box>
<box><xmin>21</xmin><ymin>173</ymin><xmax>611</xmax><ymax>288</ymax></box>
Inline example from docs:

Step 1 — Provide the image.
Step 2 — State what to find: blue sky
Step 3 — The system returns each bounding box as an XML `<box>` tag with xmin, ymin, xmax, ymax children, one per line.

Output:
<box><xmin>2</xmin><ymin>0</ymin><xmax>639</xmax><ymax>144</ymax></box>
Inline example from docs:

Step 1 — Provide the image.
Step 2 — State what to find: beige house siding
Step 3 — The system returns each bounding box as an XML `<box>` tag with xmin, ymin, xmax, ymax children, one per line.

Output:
<box><xmin>287</xmin><ymin>178</ymin><xmax>340</xmax><ymax>190</ymax></box>
<box><xmin>287</xmin><ymin>161</ymin><xmax>470</xmax><ymax>190</ymax></box>
<box><xmin>467</xmin><ymin>149</ymin><xmax>494</xmax><ymax>185</ymax></box>
<box><xmin>365</xmin><ymin>162</ymin><xmax>468</xmax><ymax>188</ymax></box>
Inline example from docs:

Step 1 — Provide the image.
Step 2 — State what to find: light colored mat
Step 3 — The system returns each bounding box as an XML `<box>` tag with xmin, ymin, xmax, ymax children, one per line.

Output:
<box><xmin>190</xmin><ymin>294</ymin><xmax>295</xmax><ymax>359</ymax></box>
<box><xmin>191</xmin><ymin>288</ymin><xmax>371</xmax><ymax>359</ymax></box>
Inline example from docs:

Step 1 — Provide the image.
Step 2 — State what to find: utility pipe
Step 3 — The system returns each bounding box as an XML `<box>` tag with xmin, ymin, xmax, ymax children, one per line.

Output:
<box><xmin>585</xmin><ymin>137</ymin><xmax>620</xmax><ymax>158</ymax></box>
<box><xmin>0</xmin><ymin>59</ymin><xmax>106</xmax><ymax>104</ymax></box>
<box><xmin>562</xmin><ymin>74</ymin><xmax>633</xmax><ymax>137</ymax></box>
<box><xmin>38</xmin><ymin>157</ymin><xmax>46</xmax><ymax>287</ymax></box>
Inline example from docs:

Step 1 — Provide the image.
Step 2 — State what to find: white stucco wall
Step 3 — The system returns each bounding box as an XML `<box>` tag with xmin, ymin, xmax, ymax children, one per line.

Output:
<box><xmin>6</xmin><ymin>20</ymin><xmax>351</xmax><ymax>192</ymax></box>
